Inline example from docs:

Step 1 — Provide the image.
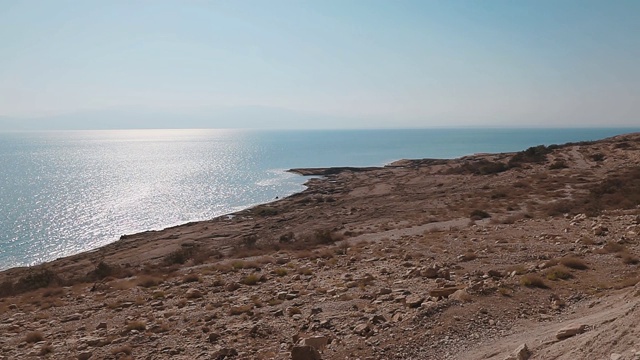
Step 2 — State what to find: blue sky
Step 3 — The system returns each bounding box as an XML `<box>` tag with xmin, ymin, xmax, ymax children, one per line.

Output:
<box><xmin>1</xmin><ymin>0</ymin><xmax>639</xmax><ymax>129</ymax></box>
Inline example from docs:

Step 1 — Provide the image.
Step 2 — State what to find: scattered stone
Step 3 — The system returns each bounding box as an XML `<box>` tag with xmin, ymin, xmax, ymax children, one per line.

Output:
<box><xmin>77</xmin><ymin>352</ymin><xmax>93</xmax><ymax>360</ymax></box>
<box><xmin>302</xmin><ymin>336</ymin><xmax>329</xmax><ymax>352</ymax></box>
<box><xmin>429</xmin><ymin>287</ymin><xmax>461</xmax><ymax>299</ymax></box>
<box><xmin>405</xmin><ymin>295</ymin><xmax>425</xmax><ymax>308</ymax></box>
<box><xmin>513</xmin><ymin>343</ymin><xmax>531</xmax><ymax>360</ymax></box>
<box><xmin>556</xmin><ymin>324</ymin><xmax>588</xmax><ymax>340</ymax></box>
<box><xmin>593</xmin><ymin>225</ymin><xmax>608</xmax><ymax>236</ymax></box>
<box><xmin>208</xmin><ymin>333</ymin><xmax>220</xmax><ymax>343</ymax></box>
<box><xmin>185</xmin><ymin>288</ymin><xmax>203</xmax><ymax>299</ymax></box>
<box><xmin>450</xmin><ymin>289</ymin><xmax>472</xmax><ymax>302</ymax></box>
<box><xmin>354</xmin><ymin>323</ymin><xmax>372</xmax><ymax>337</ymax></box>
<box><xmin>62</xmin><ymin>313</ymin><xmax>82</xmax><ymax>323</ymax></box>
<box><xmin>212</xmin><ymin>347</ymin><xmax>238</xmax><ymax>359</ymax></box>
<box><xmin>291</xmin><ymin>345</ymin><xmax>322</xmax><ymax>360</ymax></box>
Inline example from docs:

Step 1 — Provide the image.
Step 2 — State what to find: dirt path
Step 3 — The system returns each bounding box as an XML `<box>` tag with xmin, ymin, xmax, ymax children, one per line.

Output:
<box><xmin>459</xmin><ymin>284</ymin><xmax>640</xmax><ymax>360</ymax></box>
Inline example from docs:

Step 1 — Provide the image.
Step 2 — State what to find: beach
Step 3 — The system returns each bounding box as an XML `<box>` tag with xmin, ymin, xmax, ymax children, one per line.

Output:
<box><xmin>1</xmin><ymin>132</ymin><xmax>639</xmax><ymax>359</ymax></box>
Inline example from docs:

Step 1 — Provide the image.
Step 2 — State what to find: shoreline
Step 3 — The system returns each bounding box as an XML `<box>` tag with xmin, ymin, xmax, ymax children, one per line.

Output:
<box><xmin>1</xmin><ymin>131</ymin><xmax>637</xmax><ymax>277</ymax></box>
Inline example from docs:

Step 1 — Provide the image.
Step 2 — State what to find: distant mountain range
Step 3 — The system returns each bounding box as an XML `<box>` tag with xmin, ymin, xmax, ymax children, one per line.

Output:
<box><xmin>0</xmin><ymin>106</ymin><xmax>374</xmax><ymax>131</ymax></box>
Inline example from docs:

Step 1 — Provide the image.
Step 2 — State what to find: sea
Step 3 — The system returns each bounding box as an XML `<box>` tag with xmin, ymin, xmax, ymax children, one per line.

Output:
<box><xmin>1</xmin><ymin>128</ymin><xmax>638</xmax><ymax>270</ymax></box>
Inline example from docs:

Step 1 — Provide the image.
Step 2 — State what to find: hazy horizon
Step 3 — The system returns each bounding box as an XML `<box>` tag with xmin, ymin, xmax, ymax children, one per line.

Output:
<box><xmin>2</xmin><ymin>1</ymin><xmax>639</xmax><ymax>130</ymax></box>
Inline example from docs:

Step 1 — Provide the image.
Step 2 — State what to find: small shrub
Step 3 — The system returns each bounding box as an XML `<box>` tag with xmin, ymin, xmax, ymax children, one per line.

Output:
<box><xmin>279</xmin><ymin>232</ymin><xmax>295</xmax><ymax>243</ymax></box>
<box><xmin>508</xmin><ymin>145</ymin><xmax>551</xmax><ymax>167</ymax></box>
<box><xmin>136</xmin><ymin>276</ymin><xmax>162</xmax><ymax>288</ymax></box>
<box><xmin>621</xmin><ymin>252</ymin><xmax>640</xmax><ymax>265</ymax></box>
<box><xmin>240</xmin><ymin>274</ymin><xmax>260</xmax><ymax>286</ymax></box>
<box><xmin>273</xmin><ymin>268</ymin><xmax>288</xmax><ymax>277</ymax></box>
<box><xmin>125</xmin><ymin>321</ymin><xmax>146</xmax><ymax>332</ymax></box>
<box><xmin>545</xmin><ymin>267</ymin><xmax>573</xmax><ymax>281</ymax></box>
<box><xmin>520</xmin><ymin>274</ymin><xmax>548</xmax><ymax>288</ymax></box>
<box><xmin>17</xmin><ymin>268</ymin><xmax>59</xmax><ymax>293</ymax></box>
<box><xmin>231</xmin><ymin>260</ymin><xmax>246</xmax><ymax>270</ymax></box>
<box><xmin>25</xmin><ymin>331</ymin><xmax>44</xmax><ymax>343</ymax></box>
<box><xmin>87</xmin><ymin>261</ymin><xmax>117</xmax><ymax>280</ymax></box>
<box><xmin>267</xmin><ymin>298</ymin><xmax>283</xmax><ymax>306</ymax></box>
<box><xmin>599</xmin><ymin>242</ymin><xmax>625</xmax><ymax>254</ymax></box>
<box><xmin>38</xmin><ymin>343</ymin><xmax>54</xmax><ymax>355</ymax></box>
<box><xmin>242</xmin><ymin>234</ymin><xmax>258</xmax><ymax>248</ymax></box>
<box><xmin>163</xmin><ymin>247</ymin><xmax>195</xmax><ymax>265</ymax></box>
<box><xmin>549</xmin><ymin>160</ymin><xmax>568</xmax><ymax>170</ymax></box>
<box><xmin>590</xmin><ymin>153</ymin><xmax>605</xmax><ymax>161</ymax></box>
<box><xmin>182</xmin><ymin>273</ymin><xmax>200</xmax><ymax>283</ymax></box>
<box><xmin>111</xmin><ymin>345</ymin><xmax>133</xmax><ymax>355</ymax></box>
<box><xmin>559</xmin><ymin>257</ymin><xmax>589</xmax><ymax>270</ymax></box>
<box><xmin>287</xmin><ymin>306</ymin><xmax>302</xmax><ymax>316</ymax></box>
<box><xmin>254</xmin><ymin>206</ymin><xmax>278</xmax><ymax>217</ymax></box>
<box><xmin>313</xmin><ymin>229</ymin><xmax>342</xmax><ymax>245</ymax></box>
<box><xmin>498</xmin><ymin>286</ymin><xmax>513</xmax><ymax>297</ymax></box>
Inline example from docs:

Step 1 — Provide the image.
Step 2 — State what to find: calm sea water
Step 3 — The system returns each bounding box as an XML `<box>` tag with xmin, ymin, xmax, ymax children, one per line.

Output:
<box><xmin>0</xmin><ymin>128</ymin><xmax>637</xmax><ymax>270</ymax></box>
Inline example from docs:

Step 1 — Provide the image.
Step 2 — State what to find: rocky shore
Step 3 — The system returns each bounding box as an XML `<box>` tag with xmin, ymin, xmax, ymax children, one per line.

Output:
<box><xmin>1</xmin><ymin>133</ymin><xmax>639</xmax><ymax>360</ymax></box>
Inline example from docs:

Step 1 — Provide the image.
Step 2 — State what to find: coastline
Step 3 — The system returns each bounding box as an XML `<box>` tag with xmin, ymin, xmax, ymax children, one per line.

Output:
<box><xmin>1</xmin><ymin>132</ymin><xmax>637</xmax><ymax>278</ymax></box>
<box><xmin>1</xmin><ymin>132</ymin><xmax>639</xmax><ymax>359</ymax></box>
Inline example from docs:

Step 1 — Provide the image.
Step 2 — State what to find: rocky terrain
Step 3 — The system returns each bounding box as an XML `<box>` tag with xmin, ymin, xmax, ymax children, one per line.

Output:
<box><xmin>1</xmin><ymin>133</ymin><xmax>640</xmax><ymax>360</ymax></box>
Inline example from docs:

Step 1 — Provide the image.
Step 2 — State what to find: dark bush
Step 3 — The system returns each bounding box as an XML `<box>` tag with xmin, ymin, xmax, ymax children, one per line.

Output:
<box><xmin>508</xmin><ymin>145</ymin><xmax>552</xmax><ymax>167</ymax></box>
<box><xmin>16</xmin><ymin>268</ymin><xmax>59</xmax><ymax>292</ymax></box>
<box><xmin>470</xmin><ymin>209</ymin><xmax>491</xmax><ymax>220</ymax></box>
<box><xmin>549</xmin><ymin>160</ymin><xmax>568</xmax><ymax>170</ymax></box>
<box><xmin>254</xmin><ymin>206</ymin><xmax>278</xmax><ymax>217</ymax></box>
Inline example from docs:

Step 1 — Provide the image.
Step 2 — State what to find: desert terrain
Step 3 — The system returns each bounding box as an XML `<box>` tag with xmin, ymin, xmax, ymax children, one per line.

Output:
<box><xmin>1</xmin><ymin>133</ymin><xmax>640</xmax><ymax>360</ymax></box>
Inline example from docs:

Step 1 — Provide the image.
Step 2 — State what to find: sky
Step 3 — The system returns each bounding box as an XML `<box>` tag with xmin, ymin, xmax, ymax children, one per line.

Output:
<box><xmin>1</xmin><ymin>0</ymin><xmax>639</xmax><ymax>129</ymax></box>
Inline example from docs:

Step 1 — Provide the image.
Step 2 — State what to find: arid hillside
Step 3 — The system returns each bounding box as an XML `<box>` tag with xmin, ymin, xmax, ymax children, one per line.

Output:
<box><xmin>1</xmin><ymin>133</ymin><xmax>639</xmax><ymax>360</ymax></box>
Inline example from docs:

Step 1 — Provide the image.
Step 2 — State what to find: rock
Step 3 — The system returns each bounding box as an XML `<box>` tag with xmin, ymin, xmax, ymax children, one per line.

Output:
<box><xmin>369</xmin><ymin>314</ymin><xmax>387</xmax><ymax>324</ymax></box>
<box><xmin>556</xmin><ymin>324</ymin><xmax>588</xmax><ymax>340</ymax></box>
<box><xmin>429</xmin><ymin>287</ymin><xmax>461</xmax><ymax>299</ymax></box>
<box><xmin>77</xmin><ymin>352</ymin><xmax>93</xmax><ymax>360</ymax></box>
<box><xmin>422</xmin><ymin>267</ymin><xmax>438</xmax><ymax>278</ymax></box>
<box><xmin>225</xmin><ymin>283</ymin><xmax>240</xmax><ymax>292</ymax></box>
<box><xmin>185</xmin><ymin>288</ymin><xmax>203</xmax><ymax>299</ymax></box>
<box><xmin>291</xmin><ymin>345</ymin><xmax>322</xmax><ymax>360</ymax></box>
<box><xmin>302</xmin><ymin>336</ymin><xmax>329</xmax><ymax>352</ymax></box>
<box><xmin>405</xmin><ymin>295</ymin><xmax>425</xmax><ymax>308</ymax></box>
<box><xmin>487</xmin><ymin>269</ymin><xmax>504</xmax><ymax>278</ymax></box>
<box><xmin>354</xmin><ymin>323</ymin><xmax>372</xmax><ymax>337</ymax></box>
<box><xmin>610</xmin><ymin>354</ymin><xmax>622</xmax><ymax>360</ymax></box>
<box><xmin>450</xmin><ymin>289</ymin><xmax>472</xmax><ymax>303</ymax></box>
<box><xmin>81</xmin><ymin>336</ymin><xmax>105</xmax><ymax>347</ymax></box>
<box><xmin>208</xmin><ymin>333</ymin><xmax>220</xmax><ymax>343</ymax></box>
<box><xmin>377</xmin><ymin>288</ymin><xmax>392</xmax><ymax>296</ymax></box>
<box><xmin>593</xmin><ymin>225</ymin><xmax>608</xmax><ymax>236</ymax></box>
<box><xmin>96</xmin><ymin>322</ymin><xmax>107</xmax><ymax>330</ymax></box>
<box><xmin>62</xmin><ymin>313</ymin><xmax>82</xmax><ymax>323</ymax></box>
<box><xmin>212</xmin><ymin>347</ymin><xmax>238</xmax><ymax>359</ymax></box>
<box><xmin>392</xmin><ymin>313</ymin><xmax>403</xmax><ymax>322</ymax></box>
<box><xmin>513</xmin><ymin>343</ymin><xmax>531</xmax><ymax>360</ymax></box>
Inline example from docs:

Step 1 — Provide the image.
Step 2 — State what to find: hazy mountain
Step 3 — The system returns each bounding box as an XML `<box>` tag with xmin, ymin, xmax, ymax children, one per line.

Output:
<box><xmin>0</xmin><ymin>107</ymin><xmax>374</xmax><ymax>131</ymax></box>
